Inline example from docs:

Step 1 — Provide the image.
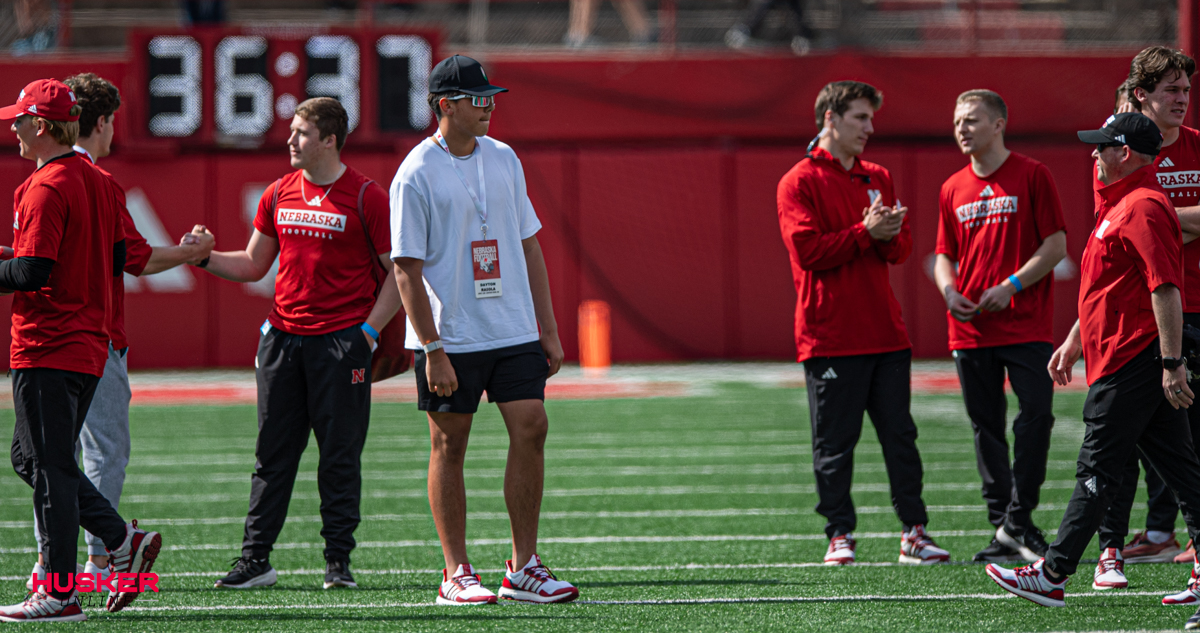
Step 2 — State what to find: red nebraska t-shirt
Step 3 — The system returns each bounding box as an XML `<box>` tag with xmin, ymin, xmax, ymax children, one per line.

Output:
<box><xmin>84</xmin><ymin>157</ymin><xmax>153</xmax><ymax>351</ymax></box>
<box><xmin>254</xmin><ymin>167</ymin><xmax>390</xmax><ymax>335</ymax></box>
<box><xmin>936</xmin><ymin>152</ymin><xmax>1067</xmax><ymax>350</ymax></box>
<box><xmin>1079</xmin><ymin>165</ymin><xmax>1181</xmax><ymax>384</ymax></box>
<box><xmin>777</xmin><ymin>147</ymin><xmax>912</xmax><ymax>362</ymax></box>
<box><xmin>10</xmin><ymin>153</ymin><xmax>124</xmax><ymax>376</ymax></box>
<box><xmin>1154</xmin><ymin>126</ymin><xmax>1200</xmax><ymax>311</ymax></box>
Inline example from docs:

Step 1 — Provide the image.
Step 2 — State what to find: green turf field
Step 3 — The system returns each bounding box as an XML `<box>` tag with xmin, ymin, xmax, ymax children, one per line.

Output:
<box><xmin>0</xmin><ymin>379</ymin><xmax>1194</xmax><ymax>631</ymax></box>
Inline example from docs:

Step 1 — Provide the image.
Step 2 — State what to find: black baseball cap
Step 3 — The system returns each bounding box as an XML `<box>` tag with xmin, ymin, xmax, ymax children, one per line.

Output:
<box><xmin>428</xmin><ymin>55</ymin><xmax>508</xmax><ymax>97</ymax></box>
<box><xmin>1077</xmin><ymin>112</ymin><xmax>1163</xmax><ymax>156</ymax></box>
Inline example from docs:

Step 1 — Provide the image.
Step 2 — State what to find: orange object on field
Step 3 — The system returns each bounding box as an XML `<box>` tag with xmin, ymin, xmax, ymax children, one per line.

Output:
<box><xmin>578</xmin><ymin>300</ymin><xmax>611</xmax><ymax>376</ymax></box>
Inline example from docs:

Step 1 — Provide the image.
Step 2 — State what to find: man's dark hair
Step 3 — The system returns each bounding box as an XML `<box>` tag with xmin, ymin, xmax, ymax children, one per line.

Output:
<box><xmin>427</xmin><ymin>91</ymin><xmax>462</xmax><ymax>122</ymax></box>
<box><xmin>813</xmin><ymin>81</ymin><xmax>882</xmax><ymax>130</ymax></box>
<box><xmin>62</xmin><ymin>73</ymin><xmax>121</xmax><ymax>139</ymax></box>
<box><xmin>956</xmin><ymin>89</ymin><xmax>1008</xmax><ymax>123</ymax></box>
<box><xmin>1128</xmin><ymin>46</ymin><xmax>1197</xmax><ymax>95</ymax></box>
<box><xmin>1114</xmin><ymin>79</ymin><xmax>1141</xmax><ymax>114</ymax></box>
<box><xmin>294</xmin><ymin>97</ymin><xmax>348</xmax><ymax>150</ymax></box>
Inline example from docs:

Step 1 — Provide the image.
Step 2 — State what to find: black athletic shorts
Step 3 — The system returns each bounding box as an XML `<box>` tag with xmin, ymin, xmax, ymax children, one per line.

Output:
<box><xmin>414</xmin><ymin>340</ymin><xmax>549</xmax><ymax>414</ymax></box>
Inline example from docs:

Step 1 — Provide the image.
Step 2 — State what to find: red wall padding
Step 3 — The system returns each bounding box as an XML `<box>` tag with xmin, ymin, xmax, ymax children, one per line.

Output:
<box><xmin>0</xmin><ymin>52</ymin><xmax>1140</xmax><ymax>366</ymax></box>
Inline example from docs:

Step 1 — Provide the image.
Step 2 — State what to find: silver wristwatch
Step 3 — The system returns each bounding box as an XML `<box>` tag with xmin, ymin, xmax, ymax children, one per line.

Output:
<box><xmin>422</xmin><ymin>340</ymin><xmax>444</xmax><ymax>354</ymax></box>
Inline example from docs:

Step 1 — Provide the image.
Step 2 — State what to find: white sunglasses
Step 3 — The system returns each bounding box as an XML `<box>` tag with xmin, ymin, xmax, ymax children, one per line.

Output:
<box><xmin>443</xmin><ymin>94</ymin><xmax>495</xmax><ymax>108</ymax></box>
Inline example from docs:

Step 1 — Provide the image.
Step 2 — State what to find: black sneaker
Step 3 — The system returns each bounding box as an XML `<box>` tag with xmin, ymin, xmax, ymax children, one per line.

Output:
<box><xmin>997</xmin><ymin>524</ymin><xmax>1049</xmax><ymax>561</ymax></box>
<box><xmin>973</xmin><ymin>537</ymin><xmax>1023</xmax><ymax>562</ymax></box>
<box><xmin>1022</xmin><ymin>526</ymin><xmax>1050</xmax><ymax>558</ymax></box>
<box><xmin>214</xmin><ymin>556</ymin><xmax>277</xmax><ymax>589</ymax></box>
<box><xmin>324</xmin><ymin>559</ymin><xmax>357</xmax><ymax>589</ymax></box>
<box><xmin>1187</xmin><ymin>604</ymin><xmax>1200</xmax><ymax>630</ymax></box>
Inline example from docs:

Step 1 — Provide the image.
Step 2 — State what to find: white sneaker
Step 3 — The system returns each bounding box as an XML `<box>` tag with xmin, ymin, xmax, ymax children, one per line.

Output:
<box><xmin>900</xmin><ymin>525</ymin><xmax>951</xmax><ymax>564</ymax></box>
<box><xmin>824</xmin><ymin>534</ymin><xmax>856</xmax><ymax>565</ymax></box>
<box><xmin>1093</xmin><ymin>547</ymin><xmax>1127</xmax><ymax>590</ymax></box>
<box><xmin>25</xmin><ymin>562</ymin><xmax>83</xmax><ymax>592</ymax></box>
<box><xmin>1164</xmin><ymin>561</ymin><xmax>1200</xmax><ymax>605</ymax></box>
<box><xmin>985</xmin><ymin>558</ymin><xmax>1067</xmax><ymax>607</ymax></box>
<box><xmin>437</xmin><ymin>564</ymin><xmax>497</xmax><ymax>606</ymax></box>
<box><xmin>0</xmin><ymin>590</ymin><xmax>86</xmax><ymax>622</ymax></box>
<box><xmin>498</xmin><ymin>554</ymin><xmax>579</xmax><ymax>604</ymax></box>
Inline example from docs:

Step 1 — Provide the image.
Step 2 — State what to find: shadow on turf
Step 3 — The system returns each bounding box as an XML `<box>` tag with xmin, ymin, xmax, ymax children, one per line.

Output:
<box><xmin>116</xmin><ymin>614</ymin><xmax>588</xmax><ymax>623</ymax></box>
<box><xmin>579</xmin><ymin>579</ymin><xmax>792</xmax><ymax>589</ymax></box>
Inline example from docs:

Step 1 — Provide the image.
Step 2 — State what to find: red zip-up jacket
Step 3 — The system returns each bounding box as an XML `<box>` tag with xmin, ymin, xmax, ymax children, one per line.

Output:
<box><xmin>1079</xmin><ymin>165</ymin><xmax>1181</xmax><ymax>384</ymax></box>
<box><xmin>777</xmin><ymin>147</ymin><xmax>912</xmax><ymax>362</ymax></box>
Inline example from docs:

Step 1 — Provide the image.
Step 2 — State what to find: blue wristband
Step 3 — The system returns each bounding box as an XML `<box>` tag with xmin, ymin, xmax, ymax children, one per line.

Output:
<box><xmin>361</xmin><ymin>322</ymin><xmax>380</xmax><ymax>341</ymax></box>
<box><xmin>1007</xmin><ymin>274</ymin><xmax>1023</xmax><ymax>293</ymax></box>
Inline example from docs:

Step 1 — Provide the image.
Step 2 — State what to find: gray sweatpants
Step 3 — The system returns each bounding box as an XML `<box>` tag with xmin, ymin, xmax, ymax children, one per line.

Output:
<box><xmin>33</xmin><ymin>344</ymin><xmax>131</xmax><ymax>556</ymax></box>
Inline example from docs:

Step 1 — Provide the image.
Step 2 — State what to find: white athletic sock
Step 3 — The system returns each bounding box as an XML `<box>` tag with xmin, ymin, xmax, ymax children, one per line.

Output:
<box><xmin>1147</xmin><ymin>530</ymin><xmax>1174</xmax><ymax>544</ymax></box>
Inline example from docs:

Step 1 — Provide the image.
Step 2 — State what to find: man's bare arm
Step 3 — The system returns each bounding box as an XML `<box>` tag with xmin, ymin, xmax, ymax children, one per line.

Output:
<box><xmin>195</xmin><ymin>228</ymin><xmax>278</xmax><ymax>283</ymax></box>
<box><xmin>978</xmin><ymin>231</ymin><xmax>1067</xmax><ymax>312</ymax></box>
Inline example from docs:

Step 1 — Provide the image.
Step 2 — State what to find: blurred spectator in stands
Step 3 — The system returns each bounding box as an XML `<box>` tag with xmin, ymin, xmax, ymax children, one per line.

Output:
<box><xmin>565</xmin><ymin>0</ymin><xmax>655</xmax><ymax>47</ymax></box>
<box><xmin>12</xmin><ymin>0</ymin><xmax>57</xmax><ymax>56</ymax></box>
<box><xmin>183</xmin><ymin>0</ymin><xmax>226</xmax><ymax>25</ymax></box>
<box><xmin>725</xmin><ymin>0</ymin><xmax>814</xmax><ymax>55</ymax></box>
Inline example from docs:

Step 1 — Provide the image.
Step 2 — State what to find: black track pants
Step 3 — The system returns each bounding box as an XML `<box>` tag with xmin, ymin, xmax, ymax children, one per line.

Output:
<box><xmin>803</xmin><ymin>349</ymin><xmax>929</xmax><ymax>539</ymax></box>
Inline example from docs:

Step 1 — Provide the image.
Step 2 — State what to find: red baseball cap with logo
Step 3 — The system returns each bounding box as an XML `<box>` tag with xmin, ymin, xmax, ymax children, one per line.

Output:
<box><xmin>0</xmin><ymin>79</ymin><xmax>80</xmax><ymax>122</ymax></box>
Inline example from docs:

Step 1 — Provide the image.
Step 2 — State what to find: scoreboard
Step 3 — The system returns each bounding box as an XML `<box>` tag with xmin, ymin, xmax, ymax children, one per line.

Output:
<box><xmin>128</xmin><ymin>27</ymin><xmax>439</xmax><ymax>148</ymax></box>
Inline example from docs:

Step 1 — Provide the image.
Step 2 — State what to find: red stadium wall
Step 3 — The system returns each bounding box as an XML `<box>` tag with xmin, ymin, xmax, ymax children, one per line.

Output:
<box><xmin>0</xmin><ymin>52</ymin><xmax>1142</xmax><ymax>367</ymax></box>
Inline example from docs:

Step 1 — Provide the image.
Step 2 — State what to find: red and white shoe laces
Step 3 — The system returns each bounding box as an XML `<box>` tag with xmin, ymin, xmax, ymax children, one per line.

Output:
<box><xmin>437</xmin><ymin>564</ymin><xmax>497</xmax><ymax>606</ymax></box>
<box><xmin>498</xmin><ymin>555</ymin><xmax>579</xmax><ymax>604</ymax></box>
<box><xmin>1092</xmin><ymin>548</ymin><xmax>1127</xmax><ymax>590</ymax></box>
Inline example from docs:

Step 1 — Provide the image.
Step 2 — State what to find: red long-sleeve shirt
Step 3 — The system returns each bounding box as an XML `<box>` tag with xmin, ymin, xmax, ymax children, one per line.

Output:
<box><xmin>777</xmin><ymin>147</ymin><xmax>912</xmax><ymax>362</ymax></box>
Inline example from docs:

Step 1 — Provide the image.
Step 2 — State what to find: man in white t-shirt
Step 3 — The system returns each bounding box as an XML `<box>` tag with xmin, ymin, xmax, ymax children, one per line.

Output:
<box><xmin>391</xmin><ymin>55</ymin><xmax>578</xmax><ymax>606</ymax></box>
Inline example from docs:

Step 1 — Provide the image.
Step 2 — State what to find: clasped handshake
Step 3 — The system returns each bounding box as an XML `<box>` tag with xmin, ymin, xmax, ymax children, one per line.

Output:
<box><xmin>862</xmin><ymin>196</ymin><xmax>906</xmax><ymax>242</ymax></box>
<box><xmin>179</xmin><ymin>225</ymin><xmax>216</xmax><ymax>265</ymax></box>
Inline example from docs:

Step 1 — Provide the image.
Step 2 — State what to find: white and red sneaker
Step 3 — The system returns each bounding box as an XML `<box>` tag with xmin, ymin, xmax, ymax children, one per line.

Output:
<box><xmin>0</xmin><ymin>591</ymin><xmax>86</xmax><ymax>622</ymax></box>
<box><xmin>1093</xmin><ymin>547</ymin><xmax>1127</xmax><ymax>590</ymax></box>
<box><xmin>104</xmin><ymin>520</ymin><xmax>162</xmax><ymax>613</ymax></box>
<box><xmin>899</xmin><ymin>525</ymin><xmax>950</xmax><ymax>564</ymax></box>
<box><xmin>1163</xmin><ymin>560</ymin><xmax>1200</xmax><ymax>605</ymax></box>
<box><xmin>437</xmin><ymin>564</ymin><xmax>497</xmax><ymax>606</ymax></box>
<box><xmin>824</xmin><ymin>534</ymin><xmax>856</xmax><ymax>565</ymax></box>
<box><xmin>985</xmin><ymin>558</ymin><xmax>1067</xmax><ymax>607</ymax></box>
<box><xmin>498</xmin><ymin>555</ymin><xmax>579</xmax><ymax>604</ymax></box>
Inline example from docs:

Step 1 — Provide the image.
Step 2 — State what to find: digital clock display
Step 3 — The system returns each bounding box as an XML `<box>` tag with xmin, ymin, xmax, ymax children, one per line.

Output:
<box><xmin>131</xmin><ymin>28</ymin><xmax>438</xmax><ymax>147</ymax></box>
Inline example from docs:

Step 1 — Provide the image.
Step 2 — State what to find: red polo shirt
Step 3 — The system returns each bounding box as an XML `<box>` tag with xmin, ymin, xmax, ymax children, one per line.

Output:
<box><xmin>1079</xmin><ymin>165</ymin><xmax>1181</xmax><ymax>384</ymax></box>
<box><xmin>936</xmin><ymin>152</ymin><xmax>1067</xmax><ymax>350</ymax></box>
<box><xmin>10</xmin><ymin>153</ymin><xmax>124</xmax><ymax>376</ymax></box>
<box><xmin>777</xmin><ymin>147</ymin><xmax>911</xmax><ymax>362</ymax></box>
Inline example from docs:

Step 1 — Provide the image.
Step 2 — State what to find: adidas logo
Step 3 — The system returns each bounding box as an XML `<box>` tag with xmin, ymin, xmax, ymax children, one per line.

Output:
<box><xmin>1161</xmin><ymin>157</ymin><xmax>1176</xmax><ymax>168</ymax></box>
<box><xmin>979</xmin><ymin>185</ymin><xmax>994</xmax><ymax>198</ymax></box>
<box><xmin>821</xmin><ymin>368</ymin><xmax>838</xmax><ymax>380</ymax></box>
<box><xmin>1085</xmin><ymin>476</ymin><xmax>1098</xmax><ymax>495</ymax></box>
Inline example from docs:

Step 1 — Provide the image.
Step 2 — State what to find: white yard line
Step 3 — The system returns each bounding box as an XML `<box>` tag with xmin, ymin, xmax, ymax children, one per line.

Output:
<box><xmin>0</xmin><ymin>529</ymin><xmax>1041</xmax><ymax>555</ymax></box>
<box><xmin>0</xmin><ymin>504</ymin><xmax>1074</xmax><ymax>529</ymax></box>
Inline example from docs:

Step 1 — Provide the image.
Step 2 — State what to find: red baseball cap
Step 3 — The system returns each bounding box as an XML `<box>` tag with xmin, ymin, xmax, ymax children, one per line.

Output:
<box><xmin>0</xmin><ymin>79</ymin><xmax>80</xmax><ymax>122</ymax></box>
